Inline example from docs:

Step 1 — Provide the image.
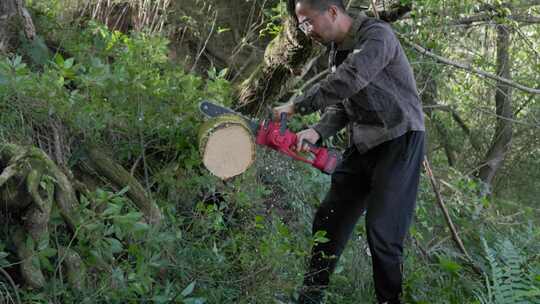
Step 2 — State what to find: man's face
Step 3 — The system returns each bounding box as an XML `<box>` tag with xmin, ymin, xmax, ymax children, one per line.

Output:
<box><xmin>295</xmin><ymin>2</ymin><xmax>338</xmax><ymax>45</ymax></box>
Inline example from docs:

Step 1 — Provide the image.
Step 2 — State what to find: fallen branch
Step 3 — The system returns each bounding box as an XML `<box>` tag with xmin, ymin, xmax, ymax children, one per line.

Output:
<box><xmin>84</xmin><ymin>147</ymin><xmax>162</xmax><ymax>225</ymax></box>
<box><xmin>397</xmin><ymin>33</ymin><xmax>540</xmax><ymax>95</ymax></box>
<box><xmin>423</xmin><ymin>157</ymin><xmax>482</xmax><ymax>274</ymax></box>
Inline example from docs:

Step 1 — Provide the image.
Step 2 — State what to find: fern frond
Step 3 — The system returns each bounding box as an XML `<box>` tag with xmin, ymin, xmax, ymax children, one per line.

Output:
<box><xmin>475</xmin><ymin>238</ymin><xmax>540</xmax><ymax>304</ymax></box>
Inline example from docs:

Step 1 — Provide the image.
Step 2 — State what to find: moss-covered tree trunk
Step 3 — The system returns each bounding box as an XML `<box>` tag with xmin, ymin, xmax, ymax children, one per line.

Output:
<box><xmin>237</xmin><ymin>15</ymin><xmax>314</xmax><ymax>115</ymax></box>
<box><xmin>0</xmin><ymin>143</ymin><xmax>82</xmax><ymax>289</ymax></box>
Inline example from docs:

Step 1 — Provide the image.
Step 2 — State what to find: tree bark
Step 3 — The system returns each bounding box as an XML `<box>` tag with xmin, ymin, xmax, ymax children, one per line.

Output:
<box><xmin>1</xmin><ymin>143</ymin><xmax>81</xmax><ymax>289</ymax></box>
<box><xmin>477</xmin><ymin>25</ymin><xmax>514</xmax><ymax>190</ymax></box>
<box><xmin>236</xmin><ymin>14</ymin><xmax>314</xmax><ymax>115</ymax></box>
<box><xmin>370</xmin><ymin>0</ymin><xmax>412</xmax><ymax>22</ymax></box>
<box><xmin>83</xmin><ymin>147</ymin><xmax>163</xmax><ymax>225</ymax></box>
<box><xmin>418</xmin><ymin>70</ymin><xmax>457</xmax><ymax>166</ymax></box>
<box><xmin>0</xmin><ymin>0</ymin><xmax>36</xmax><ymax>53</ymax></box>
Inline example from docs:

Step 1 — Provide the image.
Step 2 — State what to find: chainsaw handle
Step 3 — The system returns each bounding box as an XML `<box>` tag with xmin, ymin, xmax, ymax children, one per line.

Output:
<box><xmin>300</xmin><ymin>139</ymin><xmax>322</xmax><ymax>154</ymax></box>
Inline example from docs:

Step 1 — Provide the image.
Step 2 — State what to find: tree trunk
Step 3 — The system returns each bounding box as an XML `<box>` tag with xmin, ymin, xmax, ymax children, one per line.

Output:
<box><xmin>477</xmin><ymin>25</ymin><xmax>514</xmax><ymax>190</ymax></box>
<box><xmin>0</xmin><ymin>0</ymin><xmax>36</xmax><ymax>53</ymax></box>
<box><xmin>418</xmin><ymin>70</ymin><xmax>457</xmax><ymax>167</ymax></box>
<box><xmin>1</xmin><ymin>143</ymin><xmax>81</xmax><ymax>289</ymax></box>
<box><xmin>236</xmin><ymin>13</ymin><xmax>314</xmax><ymax>115</ymax></box>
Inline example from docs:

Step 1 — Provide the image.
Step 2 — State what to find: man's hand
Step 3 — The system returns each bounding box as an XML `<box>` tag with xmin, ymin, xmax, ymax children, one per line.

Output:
<box><xmin>272</xmin><ymin>102</ymin><xmax>295</xmax><ymax>121</ymax></box>
<box><xmin>296</xmin><ymin>128</ymin><xmax>320</xmax><ymax>152</ymax></box>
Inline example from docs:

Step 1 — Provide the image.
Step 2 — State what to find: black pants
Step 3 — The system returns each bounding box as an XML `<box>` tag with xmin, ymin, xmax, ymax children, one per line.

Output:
<box><xmin>299</xmin><ymin>131</ymin><xmax>425</xmax><ymax>304</ymax></box>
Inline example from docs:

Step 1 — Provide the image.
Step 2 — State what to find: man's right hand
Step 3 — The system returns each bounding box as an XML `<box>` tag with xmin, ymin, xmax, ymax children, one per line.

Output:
<box><xmin>296</xmin><ymin>128</ymin><xmax>320</xmax><ymax>152</ymax></box>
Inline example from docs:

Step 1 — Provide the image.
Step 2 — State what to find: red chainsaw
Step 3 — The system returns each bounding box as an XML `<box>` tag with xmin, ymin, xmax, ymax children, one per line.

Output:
<box><xmin>199</xmin><ymin>100</ymin><xmax>341</xmax><ymax>174</ymax></box>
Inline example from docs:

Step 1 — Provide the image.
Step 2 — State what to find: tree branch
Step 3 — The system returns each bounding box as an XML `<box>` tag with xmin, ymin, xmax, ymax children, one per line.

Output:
<box><xmin>423</xmin><ymin>158</ymin><xmax>482</xmax><ymax>275</ymax></box>
<box><xmin>397</xmin><ymin>33</ymin><xmax>540</xmax><ymax>95</ymax></box>
<box><xmin>476</xmin><ymin>0</ymin><xmax>540</xmax><ymax>12</ymax></box>
<box><xmin>190</xmin><ymin>11</ymin><xmax>218</xmax><ymax>73</ymax></box>
<box><xmin>423</xmin><ymin>104</ymin><xmax>482</xmax><ymax>151</ymax></box>
<box><xmin>453</xmin><ymin>13</ymin><xmax>540</xmax><ymax>25</ymax></box>
<box><xmin>365</xmin><ymin>1</ymin><xmax>412</xmax><ymax>23</ymax></box>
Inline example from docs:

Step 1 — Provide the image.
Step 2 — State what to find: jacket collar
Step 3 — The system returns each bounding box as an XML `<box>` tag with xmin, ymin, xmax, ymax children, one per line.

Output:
<box><xmin>336</xmin><ymin>12</ymin><xmax>368</xmax><ymax>51</ymax></box>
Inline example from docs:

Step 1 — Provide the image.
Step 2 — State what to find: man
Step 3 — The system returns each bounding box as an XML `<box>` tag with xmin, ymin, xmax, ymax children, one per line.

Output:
<box><xmin>272</xmin><ymin>1</ymin><xmax>425</xmax><ymax>303</ymax></box>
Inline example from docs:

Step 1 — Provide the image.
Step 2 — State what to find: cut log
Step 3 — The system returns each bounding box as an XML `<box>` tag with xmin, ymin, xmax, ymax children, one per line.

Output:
<box><xmin>198</xmin><ymin>114</ymin><xmax>256</xmax><ymax>180</ymax></box>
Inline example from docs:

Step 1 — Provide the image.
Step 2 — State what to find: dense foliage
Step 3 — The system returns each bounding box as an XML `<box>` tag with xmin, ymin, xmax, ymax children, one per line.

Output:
<box><xmin>1</xmin><ymin>0</ymin><xmax>539</xmax><ymax>303</ymax></box>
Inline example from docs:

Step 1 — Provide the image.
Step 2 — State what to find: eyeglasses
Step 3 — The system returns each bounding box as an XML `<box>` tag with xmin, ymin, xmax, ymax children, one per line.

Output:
<box><xmin>298</xmin><ymin>19</ymin><xmax>314</xmax><ymax>35</ymax></box>
<box><xmin>298</xmin><ymin>9</ymin><xmax>325</xmax><ymax>35</ymax></box>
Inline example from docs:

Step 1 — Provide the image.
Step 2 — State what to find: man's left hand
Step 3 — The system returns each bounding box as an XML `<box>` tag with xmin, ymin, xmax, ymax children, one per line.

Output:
<box><xmin>272</xmin><ymin>102</ymin><xmax>295</xmax><ymax>121</ymax></box>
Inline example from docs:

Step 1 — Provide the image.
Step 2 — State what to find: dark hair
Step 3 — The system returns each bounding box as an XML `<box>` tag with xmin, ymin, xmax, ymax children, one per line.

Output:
<box><xmin>295</xmin><ymin>0</ymin><xmax>346</xmax><ymax>12</ymax></box>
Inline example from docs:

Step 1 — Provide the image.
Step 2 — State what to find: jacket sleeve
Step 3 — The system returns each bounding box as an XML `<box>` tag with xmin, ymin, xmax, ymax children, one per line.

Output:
<box><xmin>310</xmin><ymin>103</ymin><xmax>349</xmax><ymax>140</ymax></box>
<box><xmin>294</xmin><ymin>23</ymin><xmax>397</xmax><ymax>115</ymax></box>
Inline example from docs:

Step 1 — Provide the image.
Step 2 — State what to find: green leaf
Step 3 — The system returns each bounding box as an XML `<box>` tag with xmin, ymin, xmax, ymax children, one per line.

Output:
<box><xmin>218</xmin><ymin>68</ymin><xmax>228</xmax><ymax>79</ymax></box>
<box><xmin>40</xmin><ymin>255</ymin><xmax>54</xmax><ymax>272</ymax></box>
<box><xmin>217</xmin><ymin>27</ymin><xmax>230</xmax><ymax>34</ymax></box>
<box><xmin>54</xmin><ymin>54</ymin><xmax>64</xmax><ymax>66</ymax></box>
<box><xmin>114</xmin><ymin>212</ymin><xmax>142</xmax><ymax>225</ymax></box>
<box><xmin>40</xmin><ymin>247</ymin><xmax>57</xmax><ymax>258</ymax></box>
<box><xmin>438</xmin><ymin>256</ymin><xmax>462</xmax><ymax>274</ymax></box>
<box><xmin>183</xmin><ymin>298</ymin><xmax>206</xmax><ymax>304</ymax></box>
<box><xmin>254</xmin><ymin>215</ymin><xmax>264</xmax><ymax>229</ymax></box>
<box><xmin>37</xmin><ymin>237</ymin><xmax>50</xmax><ymax>251</ymax></box>
<box><xmin>106</xmin><ymin>237</ymin><xmax>123</xmax><ymax>254</ymax></box>
<box><xmin>115</xmin><ymin>186</ymin><xmax>130</xmax><ymax>197</ymax></box>
<box><xmin>26</xmin><ymin>236</ymin><xmax>35</xmax><ymax>250</ymax></box>
<box><xmin>31</xmin><ymin>255</ymin><xmax>40</xmax><ymax>269</ymax></box>
<box><xmin>131</xmin><ymin>222</ymin><xmax>150</xmax><ymax>233</ymax></box>
<box><xmin>13</xmin><ymin>56</ymin><xmax>22</xmax><ymax>67</ymax></box>
<box><xmin>181</xmin><ymin>281</ymin><xmax>196</xmax><ymax>297</ymax></box>
<box><xmin>313</xmin><ymin>230</ymin><xmax>330</xmax><ymax>244</ymax></box>
<box><xmin>64</xmin><ymin>58</ymin><xmax>75</xmax><ymax>69</ymax></box>
<box><xmin>102</xmin><ymin>202</ymin><xmax>123</xmax><ymax>217</ymax></box>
